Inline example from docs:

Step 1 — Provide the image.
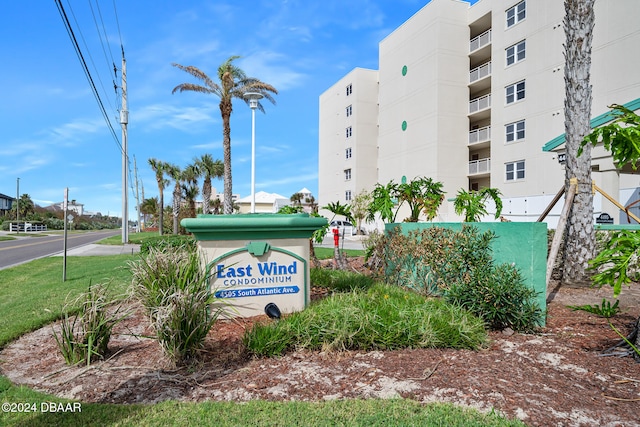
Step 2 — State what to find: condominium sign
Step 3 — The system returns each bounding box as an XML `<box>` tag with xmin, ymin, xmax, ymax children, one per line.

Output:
<box><xmin>181</xmin><ymin>213</ymin><xmax>326</xmax><ymax>318</ymax></box>
<box><xmin>207</xmin><ymin>242</ymin><xmax>307</xmax><ymax>317</ymax></box>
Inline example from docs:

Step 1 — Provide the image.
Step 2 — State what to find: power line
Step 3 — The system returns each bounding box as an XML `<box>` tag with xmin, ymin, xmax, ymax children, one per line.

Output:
<box><xmin>55</xmin><ymin>0</ymin><xmax>124</xmax><ymax>157</ymax></box>
<box><xmin>90</xmin><ymin>0</ymin><xmax>117</xmax><ymax>69</ymax></box>
<box><xmin>64</xmin><ymin>0</ymin><xmax>118</xmax><ymax>118</ymax></box>
<box><xmin>112</xmin><ymin>0</ymin><xmax>124</xmax><ymax>50</ymax></box>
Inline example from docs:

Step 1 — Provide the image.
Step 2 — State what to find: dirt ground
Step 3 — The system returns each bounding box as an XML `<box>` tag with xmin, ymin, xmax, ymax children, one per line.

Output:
<box><xmin>1</xmin><ymin>261</ymin><xmax>640</xmax><ymax>427</ymax></box>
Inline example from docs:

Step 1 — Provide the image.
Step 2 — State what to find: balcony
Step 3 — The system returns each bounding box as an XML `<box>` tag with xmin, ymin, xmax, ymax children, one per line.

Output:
<box><xmin>470</xmin><ymin>29</ymin><xmax>491</xmax><ymax>53</ymax></box>
<box><xmin>469</xmin><ymin>158</ymin><xmax>491</xmax><ymax>176</ymax></box>
<box><xmin>470</xmin><ymin>61</ymin><xmax>491</xmax><ymax>84</ymax></box>
<box><xmin>469</xmin><ymin>125</ymin><xmax>491</xmax><ymax>147</ymax></box>
<box><xmin>469</xmin><ymin>94</ymin><xmax>491</xmax><ymax>116</ymax></box>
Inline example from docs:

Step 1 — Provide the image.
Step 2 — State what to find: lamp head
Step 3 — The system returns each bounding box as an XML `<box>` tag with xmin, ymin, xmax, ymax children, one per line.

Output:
<box><xmin>244</xmin><ymin>92</ymin><xmax>264</xmax><ymax>110</ymax></box>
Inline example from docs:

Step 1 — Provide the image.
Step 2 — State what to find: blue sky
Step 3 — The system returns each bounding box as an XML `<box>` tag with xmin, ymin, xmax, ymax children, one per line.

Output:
<box><xmin>2</xmin><ymin>0</ymin><xmax>475</xmax><ymax>218</ymax></box>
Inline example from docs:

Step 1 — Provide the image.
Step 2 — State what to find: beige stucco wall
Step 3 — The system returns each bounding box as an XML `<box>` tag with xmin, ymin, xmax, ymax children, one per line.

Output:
<box><xmin>318</xmin><ymin>0</ymin><xmax>640</xmax><ymax>225</ymax></box>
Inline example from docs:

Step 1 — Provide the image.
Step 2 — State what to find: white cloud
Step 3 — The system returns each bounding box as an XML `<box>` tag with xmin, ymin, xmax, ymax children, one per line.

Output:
<box><xmin>240</xmin><ymin>52</ymin><xmax>308</xmax><ymax>91</ymax></box>
<box><xmin>132</xmin><ymin>103</ymin><xmax>218</xmax><ymax>132</ymax></box>
<box><xmin>47</xmin><ymin>118</ymin><xmax>105</xmax><ymax>143</ymax></box>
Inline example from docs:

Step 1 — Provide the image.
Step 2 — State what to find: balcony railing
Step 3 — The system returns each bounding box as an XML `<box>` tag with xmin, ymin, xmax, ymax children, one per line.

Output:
<box><xmin>470</xmin><ymin>29</ymin><xmax>492</xmax><ymax>53</ymax></box>
<box><xmin>469</xmin><ymin>94</ymin><xmax>491</xmax><ymax>114</ymax></box>
<box><xmin>469</xmin><ymin>125</ymin><xmax>491</xmax><ymax>145</ymax></box>
<box><xmin>469</xmin><ymin>158</ymin><xmax>491</xmax><ymax>175</ymax></box>
<box><xmin>470</xmin><ymin>61</ymin><xmax>492</xmax><ymax>83</ymax></box>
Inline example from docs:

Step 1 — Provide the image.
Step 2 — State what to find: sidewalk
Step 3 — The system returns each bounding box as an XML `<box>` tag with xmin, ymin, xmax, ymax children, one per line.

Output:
<box><xmin>52</xmin><ymin>244</ymin><xmax>141</xmax><ymax>257</ymax></box>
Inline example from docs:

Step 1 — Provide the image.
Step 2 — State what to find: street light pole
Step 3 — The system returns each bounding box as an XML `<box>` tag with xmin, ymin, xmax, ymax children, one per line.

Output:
<box><xmin>245</xmin><ymin>92</ymin><xmax>263</xmax><ymax>214</ymax></box>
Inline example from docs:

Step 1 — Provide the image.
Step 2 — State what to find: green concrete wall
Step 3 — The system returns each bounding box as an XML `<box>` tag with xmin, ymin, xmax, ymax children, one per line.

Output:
<box><xmin>386</xmin><ymin>222</ymin><xmax>548</xmax><ymax>322</ymax></box>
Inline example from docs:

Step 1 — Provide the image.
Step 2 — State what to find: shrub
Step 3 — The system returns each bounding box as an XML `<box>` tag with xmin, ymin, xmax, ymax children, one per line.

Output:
<box><xmin>244</xmin><ymin>283</ymin><xmax>487</xmax><ymax>357</ymax></box>
<box><xmin>444</xmin><ymin>263</ymin><xmax>543</xmax><ymax>332</ymax></box>
<box><xmin>129</xmin><ymin>244</ymin><xmax>227</xmax><ymax>365</ymax></box>
<box><xmin>53</xmin><ymin>283</ymin><xmax>127</xmax><ymax>366</ymax></box>
<box><xmin>379</xmin><ymin>225</ymin><xmax>495</xmax><ymax>295</ymax></box>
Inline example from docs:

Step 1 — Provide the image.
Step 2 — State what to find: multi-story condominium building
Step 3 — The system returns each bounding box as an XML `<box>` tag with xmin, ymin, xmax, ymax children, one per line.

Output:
<box><xmin>318</xmin><ymin>0</ymin><xmax>640</xmax><ymax>227</ymax></box>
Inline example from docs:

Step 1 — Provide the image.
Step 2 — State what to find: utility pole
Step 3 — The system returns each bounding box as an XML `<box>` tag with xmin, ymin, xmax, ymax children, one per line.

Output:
<box><xmin>134</xmin><ymin>155</ymin><xmax>141</xmax><ymax>233</ymax></box>
<box><xmin>120</xmin><ymin>50</ymin><xmax>129</xmax><ymax>244</ymax></box>
<box><xmin>15</xmin><ymin>177</ymin><xmax>19</xmax><ymax>234</ymax></box>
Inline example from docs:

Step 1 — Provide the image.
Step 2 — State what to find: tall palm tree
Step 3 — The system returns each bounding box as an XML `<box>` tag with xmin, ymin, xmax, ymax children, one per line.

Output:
<box><xmin>165</xmin><ymin>163</ymin><xmax>182</xmax><ymax>235</ymax></box>
<box><xmin>148</xmin><ymin>158</ymin><xmax>169</xmax><ymax>235</ymax></box>
<box><xmin>562</xmin><ymin>0</ymin><xmax>596</xmax><ymax>285</ymax></box>
<box><xmin>194</xmin><ymin>154</ymin><xmax>224</xmax><ymax>214</ymax></box>
<box><xmin>172</xmin><ymin>56</ymin><xmax>278</xmax><ymax>214</ymax></box>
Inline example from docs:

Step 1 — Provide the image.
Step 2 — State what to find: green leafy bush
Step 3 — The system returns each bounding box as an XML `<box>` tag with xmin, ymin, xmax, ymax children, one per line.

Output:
<box><xmin>129</xmin><ymin>244</ymin><xmax>227</xmax><ymax>365</ymax></box>
<box><xmin>244</xmin><ymin>283</ymin><xmax>487</xmax><ymax>357</ymax></box>
<box><xmin>444</xmin><ymin>263</ymin><xmax>543</xmax><ymax>332</ymax></box>
<box><xmin>588</xmin><ymin>229</ymin><xmax>640</xmax><ymax>297</ymax></box>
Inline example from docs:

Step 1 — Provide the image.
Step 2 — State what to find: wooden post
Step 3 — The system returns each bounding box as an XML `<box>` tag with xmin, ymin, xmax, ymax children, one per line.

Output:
<box><xmin>537</xmin><ymin>186</ymin><xmax>565</xmax><ymax>222</ymax></box>
<box><xmin>546</xmin><ymin>178</ymin><xmax>578</xmax><ymax>292</ymax></box>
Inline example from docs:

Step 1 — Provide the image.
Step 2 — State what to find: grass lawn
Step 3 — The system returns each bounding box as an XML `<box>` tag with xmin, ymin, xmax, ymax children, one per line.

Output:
<box><xmin>0</xmin><ymin>238</ymin><xmax>523</xmax><ymax>427</ymax></box>
<box><xmin>0</xmin><ymin>255</ymin><xmax>135</xmax><ymax>347</ymax></box>
<box><xmin>0</xmin><ymin>379</ymin><xmax>524</xmax><ymax>427</ymax></box>
<box><xmin>313</xmin><ymin>246</ymin><xmax>364</xmax><ymax>259</ymax></box>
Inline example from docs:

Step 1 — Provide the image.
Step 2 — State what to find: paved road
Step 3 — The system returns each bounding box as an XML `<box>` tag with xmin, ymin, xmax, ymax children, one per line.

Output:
<box><xmin>0</xmin><ymin>230</ymin><xmax>121</xmax><ymax>270</ymax></box>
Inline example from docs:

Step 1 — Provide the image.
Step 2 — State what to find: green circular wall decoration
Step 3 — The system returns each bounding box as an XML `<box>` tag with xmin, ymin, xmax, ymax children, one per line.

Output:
<box><xmin>402</xmin><ymin>121</ymin><xmax>407</xmax><ymax>131</ymax></box>
<box><xmin>402</xmin><ymin>65</ymin><xmax>407</xmax><ymax>76</ymax></box>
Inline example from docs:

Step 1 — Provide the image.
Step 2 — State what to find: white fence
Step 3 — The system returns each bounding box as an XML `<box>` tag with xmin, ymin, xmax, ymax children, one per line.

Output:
<box><xmin>8</xmin><ymin>222</ymin><xmax>47</xmax><ymax>232</ymax></box>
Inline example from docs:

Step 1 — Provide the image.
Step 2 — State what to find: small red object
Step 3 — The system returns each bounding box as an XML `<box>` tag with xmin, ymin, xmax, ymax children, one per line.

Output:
<box><xmin>332</xmin><ymin>228</ymin><xmax>340</xmax><ymax>246</ymax></box>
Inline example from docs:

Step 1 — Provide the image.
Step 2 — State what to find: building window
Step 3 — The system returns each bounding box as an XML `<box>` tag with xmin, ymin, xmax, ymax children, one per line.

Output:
<box><xmin>346</xmin><ymin>105</ymin><xmax>352</xmax><ymax>117</ymax></box>
<box><xmin>345</xmin><ymin>190</ymin><xmax>352</xmax><ymax>201</ymax></box>
<box><xmin>505</xmin><ymin>120</ymin><xmax>525</xmax><ymax>142</ymax></box>
<box><xmin>506</xmin><ymin>1</ymin><xmax>526</xmax><ymax>28</ymax></box>
<box><xmin>346</xmin><ymin>126</ymin><xmax>352</xmax><ymax>138</ymax></box>
<box><xmin>506</xmin><ymin>160</ymin><xmax>525</xmax><ymax>181</ymax></box>
<box><xmin>346</xmin><ymin>84</ymin><xmax>352</xmax><ymax>96</ymax></box>
<box><xmin>506</xmin><ymin>80</ymin><xmax>525</xmax><ymax>104</ymax></box>
<box><xmin>506</xmin><ymin>40</ymin><xmax>526</xmax><ymax>66</ymax></box>
<box><xmin>344</xmin><ymin>169</ymin><xmax>351</xmax><ymax>181</ymax></box>
<box><xmin>346</xmin><ymin>147</ymin><xmax>352</xmax><ymax>159</ymax></box>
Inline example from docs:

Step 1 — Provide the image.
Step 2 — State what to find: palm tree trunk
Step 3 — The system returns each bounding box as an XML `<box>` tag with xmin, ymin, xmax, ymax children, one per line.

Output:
<box><xmin>173</xmin><ymin>185</ymin><xmax>181</xmax><ymax>235</ymax></box>
<box><xmin>202</xmin><ymin>178</ymin><xmax>211</xmax><ymax>214</ymax></box>
<box><xmin>561</xmin><ymin>0</ymin><xmax>596</xmax><ymax>286</ymax></box>
<box><xmin>158</xmin><ymin>190</ymin><xmax>164</xmax><ymax>236</ymax></box>
<box><xmin>221</xmin><ymin>105</ymin><xmax>233</xmax><ymax>215</ymax></box>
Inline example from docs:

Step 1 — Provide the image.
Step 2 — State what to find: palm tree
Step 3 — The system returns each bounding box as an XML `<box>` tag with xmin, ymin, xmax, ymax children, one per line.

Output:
<box><xmin>148</xmin><ymin>158</ymin><xmax>169</xmax><ymax>235</ymax></box>
<box><xmin>562</xmin><ymin>0</ymin><xmax>596</xmax><ymax>285</ymax></box>
<box><xmin>290</xmin><ymin>192</ymin><xmax>304</xmax><ymax>206</ymax></box>
<box><xmin>195</xmin><ymin>154</ymin><xmax>223</xmax><ymax>214</ymax></box>
<box><xmin>172</xmin><ymin>56</ymin><xmax>278</xmax><ymax>215</ymax></box>
<box><xmin>165</xmin><ymin>163</ymin><xmax>182</xmax><ymax>235</ymax></box>
<box><xmin>181</xmin><ymin>163</ymin><xmax>201</xmax><ymax>219</ymax></box>
<box><xmin>140</xmin><ymin>197</ymin><xmax>159</xmax><ymax>229</ymax></box>
<box><xmin>305</xmin><ymin>195</ymin><xmax>318</xmax><ymax>214</ymax></box>
<box><xmin>211</xmin><ymin>198</ymin><xmax>222</xmax><ymax>215</ymax></box>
